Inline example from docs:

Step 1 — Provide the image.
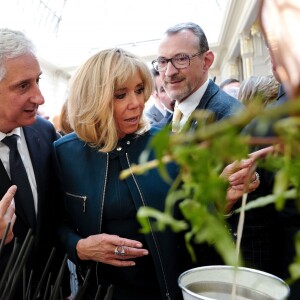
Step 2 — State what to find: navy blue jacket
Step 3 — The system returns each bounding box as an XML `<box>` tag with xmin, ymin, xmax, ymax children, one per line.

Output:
<box><xmin>53</xmin><ymin>131</ymin><xmax>188</xmax><ymax>299</ymax></box>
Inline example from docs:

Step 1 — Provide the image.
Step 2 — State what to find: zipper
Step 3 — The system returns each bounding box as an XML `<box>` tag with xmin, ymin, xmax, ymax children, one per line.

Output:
<box><xmin>65</xmin><ymin>192</ymin><xmax>87</xmax><ymax>213</ymax></box>
<box><xmin>96</xmin><ymin>153</ymin><xmax>109</xmax><ymax>287</ymax></box>
<box><xmin>99</xmin><ymin>153</ymin><xmax>109</xmax><ymax>233</ymax></box>
<box><xmin>125</xmin><ymin>153</ymin><xmax>171</xmax><ymax>300</ymax></box>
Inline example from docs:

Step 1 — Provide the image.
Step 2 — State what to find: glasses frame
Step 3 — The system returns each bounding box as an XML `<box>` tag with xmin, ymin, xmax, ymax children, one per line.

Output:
<box><xmin>152</xmin><ymin>52</ymin><xmax>203</xmax><ymax>72</ymax></box>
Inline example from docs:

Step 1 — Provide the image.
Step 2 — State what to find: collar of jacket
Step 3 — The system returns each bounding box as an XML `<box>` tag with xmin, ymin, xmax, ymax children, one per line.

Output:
<box><xmin>109</xmin><ymin>133</ymin><xmax>139</xmax><ymax>159</ymax></box>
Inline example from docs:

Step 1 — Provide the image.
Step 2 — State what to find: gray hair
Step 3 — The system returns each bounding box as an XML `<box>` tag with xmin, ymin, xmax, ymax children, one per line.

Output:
<box><xmin>164</xmin><ymin>22</ymin><xmax>209</xmax><ymax>53</ymax></box>
<box><xmin>0</xmin><ymin>28</ymin><xmax>36</xmax><ymax>81</ymax></box>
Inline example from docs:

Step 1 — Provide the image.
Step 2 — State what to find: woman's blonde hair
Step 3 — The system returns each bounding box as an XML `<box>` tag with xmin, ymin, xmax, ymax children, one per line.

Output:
<box><xmin>67</xmin><ymin>48</ymin><xmax>153</xmax><ymax>152</ymax></box>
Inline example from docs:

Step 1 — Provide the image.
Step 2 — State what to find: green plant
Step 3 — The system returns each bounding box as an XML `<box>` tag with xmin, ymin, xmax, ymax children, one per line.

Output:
<box><xmin>121</xmin><ymin>99</ymin><xmax>300</xmax><ymax>283</ymax></box>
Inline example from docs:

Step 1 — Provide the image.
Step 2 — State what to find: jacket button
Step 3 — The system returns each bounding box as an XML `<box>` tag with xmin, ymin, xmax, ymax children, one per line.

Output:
<box><xmin>116</xmin><ymin>146</ymin><xmax>122</xmax><ymax>151</ymax></box>
<box><xmin>126</xmin><ymin>141</ymin><xmax>130</xmax><ymax>145</ymax></box>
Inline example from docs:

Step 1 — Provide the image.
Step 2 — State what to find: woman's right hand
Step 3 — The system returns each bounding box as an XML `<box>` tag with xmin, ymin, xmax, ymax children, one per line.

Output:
<box><xmin>76</xmin><ymin>233</ymin><xmax>149</xmax><ymax>267</ymax></box>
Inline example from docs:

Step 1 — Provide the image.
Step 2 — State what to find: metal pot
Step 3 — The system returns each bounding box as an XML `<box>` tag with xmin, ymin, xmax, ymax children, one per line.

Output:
<box><xmin>178</xmin><ymin>265</ymin><xmax>290</xmax><ymax>300</ymax></box>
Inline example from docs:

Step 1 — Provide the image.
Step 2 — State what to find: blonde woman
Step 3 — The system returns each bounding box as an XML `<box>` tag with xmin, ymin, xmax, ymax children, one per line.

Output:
<box><xmin>53</xmin><ymin>48</ymin><xmax>259</xmax><ymax>299</ymax></box>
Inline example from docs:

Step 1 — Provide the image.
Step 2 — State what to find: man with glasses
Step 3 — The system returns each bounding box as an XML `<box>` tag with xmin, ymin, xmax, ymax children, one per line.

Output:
<box><xmin>152</xmin><ymin>22</ymin><xmax>243</xmax><ymax>132</ymax></box>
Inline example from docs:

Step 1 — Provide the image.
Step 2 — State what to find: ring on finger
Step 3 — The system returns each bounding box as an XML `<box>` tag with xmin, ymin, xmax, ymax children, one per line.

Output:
<box><xmin>251</xmin><ymin>172</ymin><xmax>260</xmax><ymax>184</ymax></box>
<box><xmin>114</xmin><ymin>245</ymin><xmax>126</xmax><ymax>256</ymax></box>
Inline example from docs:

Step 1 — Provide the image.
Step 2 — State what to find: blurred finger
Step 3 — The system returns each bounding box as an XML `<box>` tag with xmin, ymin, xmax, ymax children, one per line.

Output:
<box><xmin>6</xmin><ymin>201</ymin><xmax>15</xmax><ymax>220</ymax></box>
<box><xmin>249</xmin><ymin>146</ymin><xmax>275</xmax><ymax>160</ymax></box>
<box><xmin>0</xmin><ymin>186</ymin><xmax>17</xmax><ymax>216</ymax></box>
<box><xmin>114</xmin><ymin>236</ymin><xmax>143</xmax><ymax>249</ymax></box>
<box><xmin>113</xmin><ymin>245</ymin><xmax>148</xmax><ymax>258</ymax></box>
<box><xmin>109</xmin><ymin>259</ymin><xmax>136</xmax><ymax>267</ymax></box>
<box><xmin>10</xmin><ymin>213</ymin><xmax>17</xmax><ymax>227</ymax></box>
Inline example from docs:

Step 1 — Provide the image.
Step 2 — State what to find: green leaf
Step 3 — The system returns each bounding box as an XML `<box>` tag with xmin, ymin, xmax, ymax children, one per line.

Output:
<box><xmin>235</xmin><ymin>189</ymin><xmax>297</xmax><ymax>213</ymax></box>
<box><xmin>137</xmin><ymin>206</ymin><xmax>188</xmax><ymax>234</ymax></box>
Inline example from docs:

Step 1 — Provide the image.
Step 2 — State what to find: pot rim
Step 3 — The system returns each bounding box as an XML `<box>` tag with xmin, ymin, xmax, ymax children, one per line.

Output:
<box><xmin>178</xmin><ymin>265</ymin><xmax>290</xmax><ymax>300</ymax></box>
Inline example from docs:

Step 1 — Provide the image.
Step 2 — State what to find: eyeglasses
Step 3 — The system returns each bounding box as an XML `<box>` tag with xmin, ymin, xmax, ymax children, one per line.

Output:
<box><xmin>152</xmin><ymin>52</ymin><xmax>202</xmax><ymax>72</ymax></box>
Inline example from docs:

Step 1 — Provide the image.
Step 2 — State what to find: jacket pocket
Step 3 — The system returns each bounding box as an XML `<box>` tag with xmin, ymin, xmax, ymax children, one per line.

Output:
<box><xmin>65</xmin><ymin>192</ymin><xmax>87</xmax><ymax>213</ymax></box>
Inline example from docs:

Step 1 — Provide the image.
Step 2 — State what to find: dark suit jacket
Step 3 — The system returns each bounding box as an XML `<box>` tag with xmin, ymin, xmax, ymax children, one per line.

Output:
<box><xmin>0</xmin><ymin>116</ymin><xmax>69</xmax><ymax>297</ymax></box>
<box><xmin>152</xmin><ymin>79</ymin><xmax>243</xmax><ymax>130</ymax></box>
<box><xmin>144</xmin><ymin>104</ymin><xmax>164</xmax><ymax>124</ymax></box>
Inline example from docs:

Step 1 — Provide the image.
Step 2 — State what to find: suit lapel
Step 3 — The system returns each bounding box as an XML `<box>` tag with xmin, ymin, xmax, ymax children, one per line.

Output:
<box><xmin>195</xmin><ymin>80</ymin><xmax>218</xmax><ymax>110</ymax></box>
<box><xmin>23</xmin><ymin>126</ymin><xmax>42</xmax><ymax>191</ymax></box>
<box><xmin>190</xmin><ymin>80</ymin><xmax>218</xmax><ymax>128</ymax></box>
<box><xmin>22</xmin><ymin>126</ymin><xmax>42</xmax><ymax>231</ymax></box>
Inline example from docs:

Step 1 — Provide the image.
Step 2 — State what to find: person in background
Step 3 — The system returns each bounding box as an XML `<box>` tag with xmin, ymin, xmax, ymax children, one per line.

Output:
<box><xmin>0</xmin><ymin>185</ymin><xmax>16</xmax><ymax>244</ymax></box>
<box><xmin>52</xmin><ymin>100</ymin><xmax>73</xmax><ymax>136</ymax></box>
<box><xmin>238</xmin><ymin>75</ymin><xmax>279</xmax><ymax>107</ymax></box>
<box><xmin>52</xmin><ymin>48</ymin><xmax>259</xmax><ymax>300</ymax></box>
<box><xmin>219</xmin><ymin>78</ymin><xmax>241</xmax><ymax>98</ymax></box>
<box><xmin>152</xmin><ymin>22</ymin><xmax>243</xmax><ymax>132</ymax></box>
<box><xmin>0</xmin><ymin>28</ymin><xmax>70</xmax><ymax>298</ymax></box>
<box><xmin>144</xmin><ymin>68</ymin><xmax>175</xmax><ymax>126</ymax></box>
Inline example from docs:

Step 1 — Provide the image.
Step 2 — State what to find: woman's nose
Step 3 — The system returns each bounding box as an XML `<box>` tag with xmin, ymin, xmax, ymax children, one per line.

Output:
<box><xmin>128</xmin><ymin>94</ymin><xmax>140</xmax><ymax>109</ymax></box>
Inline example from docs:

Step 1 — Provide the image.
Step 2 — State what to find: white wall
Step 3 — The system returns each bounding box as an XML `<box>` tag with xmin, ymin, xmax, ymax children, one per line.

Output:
<box><xmin>38</xmin><ymin>57</ymin><xmax>70</xmax><ymax>121</ymax></box>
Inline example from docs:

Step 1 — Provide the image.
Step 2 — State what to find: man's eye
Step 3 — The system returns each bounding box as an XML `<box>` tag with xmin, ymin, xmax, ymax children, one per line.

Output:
<box><xmin>175</xmin><ymin>55</ymin><xmax>188</xmax><ymax>62</ymax></box>
<box><xmin>19</xmin><ymin>82</ymin><xmax>29</xmax><ymax>90</ymax></box>
<box><xmin>158</xmin><ymin>59</ymin><xmax>167</xmax><ymax>64</ymax></box>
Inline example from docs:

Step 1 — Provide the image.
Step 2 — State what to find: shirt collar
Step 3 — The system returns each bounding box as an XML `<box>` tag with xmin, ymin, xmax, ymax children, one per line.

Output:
<box><xmin>0</xmin><ymin>127</ymin><xmax>21</xmax><ymax>141</ymax></box>
<box><xmin>154</xmin><ymin>103</ymin><xmax>166</xmax><ymax>116</ymax></box>
<box><xmin>177</xmin><ymin>78</ymin><xmax>210</xmax><ymax>117</ymax></box>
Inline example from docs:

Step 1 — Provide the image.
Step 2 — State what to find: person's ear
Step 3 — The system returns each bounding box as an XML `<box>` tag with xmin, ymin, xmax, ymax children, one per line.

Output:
<box><xmin>203</xmin><ymin>50</ymin><xmax>214</xmax><ymax>71</ymax></box>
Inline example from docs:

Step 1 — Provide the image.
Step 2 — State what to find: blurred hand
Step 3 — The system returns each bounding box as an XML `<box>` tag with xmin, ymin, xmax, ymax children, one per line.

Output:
<box><xmin>221</xmin><ymin>158</ymin><xmax>260</xmax><ymax>211</ymax></box>
<box><xmin>76</xmin><ymin>233</ymin><xmax>149</xmax><ymax>267</ymax></box>
<box><xmin>0</xmin><ymin>185</ymin><xmax>17</xmax><ymax>244</ymax></box>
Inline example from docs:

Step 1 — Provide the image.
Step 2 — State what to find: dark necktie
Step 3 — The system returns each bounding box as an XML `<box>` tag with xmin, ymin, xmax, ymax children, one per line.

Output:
<box><xmin>2</xmin><ymin>135</ymin><xmax>36</xmax><ymax>228</ymax></box>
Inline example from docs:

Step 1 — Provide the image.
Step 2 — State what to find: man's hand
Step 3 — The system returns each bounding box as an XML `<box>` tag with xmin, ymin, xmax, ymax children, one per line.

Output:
<box><xmin>0</xmin><ymin>185</ymin><xmax>17</xmax><ymax>244</ymax></box>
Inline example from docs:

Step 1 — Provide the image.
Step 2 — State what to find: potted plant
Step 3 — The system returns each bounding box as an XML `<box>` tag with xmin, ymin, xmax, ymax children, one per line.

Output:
<box><xmin>120</xmin><ymin>0</ymin><xmax>300</xmax><ymax>297</ymax></box>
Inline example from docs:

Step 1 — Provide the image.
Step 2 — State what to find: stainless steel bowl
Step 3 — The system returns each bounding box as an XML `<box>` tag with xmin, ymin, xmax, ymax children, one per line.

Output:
<box><xmin>178</xmin><ymin>265</ymin><xmax>290</xmax><ymax>300</ymax></box>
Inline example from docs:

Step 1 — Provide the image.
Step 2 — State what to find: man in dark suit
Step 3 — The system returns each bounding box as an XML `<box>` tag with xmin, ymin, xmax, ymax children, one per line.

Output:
<box><xmin>144</xmin><ymin>68</ymin><xmax>174</xmax><ymax>126</ymax></box>
<box><xmin>152</xmin><ymin>22</ymin><xmax>243</xmax><ymax>131</ymax></box>
<box><xmin>0</xmin><ymin>28</ymin><xmax>70</xmax><ymax>299</ymax></box>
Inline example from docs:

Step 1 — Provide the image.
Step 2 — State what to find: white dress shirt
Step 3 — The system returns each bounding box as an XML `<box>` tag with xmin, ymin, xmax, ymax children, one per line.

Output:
<box><xmin>176</xmin><ymin>79</ymin><xmax>210</xmax><ymax>130</ymax></box>
<box><xmin>0</xmin><ymin>128</ymin><xmax>38</xmax><ymax>214</ymax></box>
